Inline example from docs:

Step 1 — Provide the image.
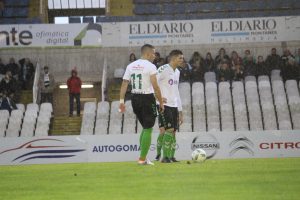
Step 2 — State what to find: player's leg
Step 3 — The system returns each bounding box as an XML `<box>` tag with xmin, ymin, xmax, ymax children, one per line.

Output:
<box><xmin>155</xmin><ymin>107</ymin><xmax>166</xmax><ymax>161</ymax></box>
<box><xmin>155</xmin><ymin>127</ymin><xmax>164</xmax><ymax>161</ymax></box>
<box><xmin>161</xmin><ymin>106</ymin><xmax>174</xmax><ymax>163</ymax></box>
<box><xmin>170</xmin><ymin>108</ymin><xmax>179</xmax><ymax>162</ymax></box>
<box><xmin>137</xmin><ymin>94</ymin><xmax>157</xmax><ymax>165</ymax></box>
<box><xmin>131</xmin><ymin>95</ymin><xmax>148</xmax><ymax>163</ymax></box>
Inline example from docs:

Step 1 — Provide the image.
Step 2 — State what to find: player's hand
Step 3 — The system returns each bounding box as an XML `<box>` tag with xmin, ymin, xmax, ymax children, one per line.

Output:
<box><xmin>119</xmin><ymin>103</ymin><xmax>125</xmax><ymax>113</ymax></box>
<box><xmin>162</xmin><ymin>97</ymin><xmax>167</xmax><ymax>103</ymax></box>
<box><xmin>159</xmin><ymin>104</ymin><xmax>165</xmax><ymax>113</ymax></box>
<box><xmin>178</xmin><ymin>112</ymin><xmax>183</xmax><ymax>125</ymax></box>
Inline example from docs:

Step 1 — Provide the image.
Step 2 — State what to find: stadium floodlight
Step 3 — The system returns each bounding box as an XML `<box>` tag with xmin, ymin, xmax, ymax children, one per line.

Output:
<box><xmin>59</xmin><ymin>84</ymin><xmax>94</xmax><ymax>89</ymax></box>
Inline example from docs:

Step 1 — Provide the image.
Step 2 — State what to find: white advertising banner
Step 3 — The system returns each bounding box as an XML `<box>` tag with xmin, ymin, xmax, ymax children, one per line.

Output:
<box><xmin>0</xmin><ymin>23</ymin><xmax>102</xmax><ymax>48</ymax></box>
<box><xmin>0</xmin><ymin>16</ymin><xmax>299</xmax><ymax>48</ymax></box>
<box><xmin>0</xmin><ymin>130</ymin><xmax>300</xmax><ymax>165</ymax></box>
<box><xmin>102</xmin><ymin>16</ymin><xmax>300</xmax><ymax>47</ymax></box>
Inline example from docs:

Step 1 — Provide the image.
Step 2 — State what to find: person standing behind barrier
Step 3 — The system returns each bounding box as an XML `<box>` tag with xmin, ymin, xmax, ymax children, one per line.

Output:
<box><xmin>39</xmin><ymin>66</ymin><xmax>55</xmax><ymax>104</ymax></box>
<box><xmin>67</xmin><ymin>69</ymin><xmax>82</xmax><ymax>117</ymax></box>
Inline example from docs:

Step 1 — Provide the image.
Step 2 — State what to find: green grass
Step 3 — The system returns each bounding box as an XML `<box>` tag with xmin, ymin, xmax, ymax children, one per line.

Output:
<box><xmin>0</xmin><ymin>158</ymin><xmax>300</xmax><ymax>200</ymax></box>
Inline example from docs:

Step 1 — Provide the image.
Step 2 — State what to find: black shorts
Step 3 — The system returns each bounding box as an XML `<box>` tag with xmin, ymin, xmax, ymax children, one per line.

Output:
<box><xmin>158</xmin><ymin>106</ymin><xmax>179</xmax><ymax>131</ymax></box>
<box><xmin>131</xmin><ymin>93</ymin><xmax>157</xmax><ymax>129</ymax></box>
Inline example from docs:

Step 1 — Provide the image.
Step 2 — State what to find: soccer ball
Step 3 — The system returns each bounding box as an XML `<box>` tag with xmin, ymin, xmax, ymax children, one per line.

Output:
<box><xmin>191</xmin><ymin>148</ymin><xmax>206</xmax><ymax>163</ymax></box>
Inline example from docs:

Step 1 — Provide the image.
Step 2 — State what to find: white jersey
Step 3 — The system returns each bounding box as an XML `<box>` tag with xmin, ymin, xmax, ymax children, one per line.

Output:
<box><xmin>123</xmin><ymin>59</ymin><xmax>157</xmax><ymax>94</ymax></box>
<box><xmin>157</xmin><ymin>64</ymin><xmax>182</xmax><ymax>111</ymax></box>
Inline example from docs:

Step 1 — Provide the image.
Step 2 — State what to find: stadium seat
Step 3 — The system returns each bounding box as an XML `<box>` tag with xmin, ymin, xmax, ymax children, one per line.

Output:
<box><xmin>285</xmin><ymin>80</ymin><xmax>300</xmax><ymax>130</ymax></box>
<box><xmin>258</xmin><ymin>78</ymin><xmax>277</xmax><ymax>130</ymax></box>
<box><xmin>6</xmin><ymin>110</ymin><xmax>24</xmax><ymax>137</ymax></box>
<box><xmin>114</xmin><ymin>68</ymin><xmax>125</xmax><ymax>79</ymax></box>
<box><xmin>27</xmin><ymin>103</ymin><xmax>39</xmax><ymax>113</ymax></box>
<box><xmin>108</xmin><ymin>101</ymin><xmax>123</xmax><ymax>134</ymax></box>
<box><xmin>0</xmin><ymin>110</ymin><xmax>10</xmax><ymax>137</ymax></box>
<box><xmin>219</xmin><ymin>82</ymin><xmax>234</xmax><ymax>131</ymax></box>
<box><xmin>192</xmin><ymin>82</ymin><xmax>206</xmax><ymax>132</ymax></box>
<box><xmin>245</xmin><ymin>80</ymin><xmax>263</xmax><ymax>130</ymax></box>
<box><xmin>123</xmin><ymin>101</ymin><xmax>136</xmax><ymax>134</ymax></box>
<box><xmin>82</xmin><ymin>16</ymin><xmax>94</xmax><ymax>23</ymax></box>
<box><xmin>94</xmin><ymin>101</ymin><xmax>110</xmax><ymax>135</ymax></box>
<box><xmin>179</xmin><ymin>82</ymin><xmax>192</xmax><ymax>131</ymax></box>
<box><xmin>232</xmin><ymin>82</ymin><xmax>249</xmax><ymax>131</ymax></box>
<box><xmin>81</xmin><ymin>102</ymin><xmax>97</xmax><ymax>135</ymax></box>
<box><xmin>69</xmin><ymin>17</ymin><xmax>81</xmax><ymax>23</ymax></box>
<box><xmin>272</xmin><ymin>80</ymin><xmax>292</xmax><ymax>130</ymax></box>
<box><xmin>16</xmin><ymin>104</ymin><xmax>25</xmax><ymax>113</ymax></box>
<box><xmin>205</xmin><ymin>82</ymin><xmax>220</xmax><ymax>131</ymax></box>
<box><xmin>40</xmin><ymin>103</ymin><xmax>53</xmax><ymax>113</ymax></box>
<box><xmin>204</xmin><ymin>72</ymin><xmax>216</xmax><ymax>83</ymax></box>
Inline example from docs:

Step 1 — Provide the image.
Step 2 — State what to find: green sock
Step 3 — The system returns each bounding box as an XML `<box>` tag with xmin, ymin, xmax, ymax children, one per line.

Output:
<box><xmin>170</xmin><ymin>134</ymin><xmax>176</xmax><ymax>158</ymax></box>
<box><xmin>162</xmin><ymin>131</ymin><xmax>173</xmax><ymax>159</ymax></box>
<box><xmin>139</xmin><ymin>129</ymin><xmax>144</xmax><ymax>146</ymax></box>
<box><xmin>156</xmin><ymin>134</ymin><xmax>164</xmax><ymax>156</ymax></box>
<box><xmin>139</xmin><ymin>128</ymin><xmax>153</xmax><ymax>160</ymax></box>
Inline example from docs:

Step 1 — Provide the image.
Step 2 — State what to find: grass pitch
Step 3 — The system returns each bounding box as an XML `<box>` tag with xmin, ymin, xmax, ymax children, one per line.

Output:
<box><xmin>0</xmin><ymin>158</ymin><xmax>300</xmax><ymax>200</ymax></box>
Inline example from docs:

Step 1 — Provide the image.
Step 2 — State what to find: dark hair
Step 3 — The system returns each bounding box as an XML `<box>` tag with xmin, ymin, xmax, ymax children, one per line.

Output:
<box><xmin>169</xmin><ymin>49</ymin><xmax>183</xmax><ymax>59</ymax></box>
<box><xmin>141</xmin><ymin>44</ymin><xmax>154</xmax><ymax>54</ymax></box>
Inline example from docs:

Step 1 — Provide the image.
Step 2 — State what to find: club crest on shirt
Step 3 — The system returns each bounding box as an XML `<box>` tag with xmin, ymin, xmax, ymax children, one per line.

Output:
<box><xmin>168</xmin><ymin>79</ymin><xmax>178</xmax><ymax>85</ymax></box>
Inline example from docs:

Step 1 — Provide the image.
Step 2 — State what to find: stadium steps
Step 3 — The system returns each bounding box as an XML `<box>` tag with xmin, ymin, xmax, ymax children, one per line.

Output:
<box><xmin>50</xmin><ymin>116</ymin><xmax>82</xmax><ymax>135</ymax></box>
<box><xmin>109</xmin><ymin>0</ymin><xmax>134</xmax><ymax>16</ymax></box>
<box><xmin>108</xmin><ymin>82</ymin><xmax>121</xmax><ymax>102</ymax></box>
<box><xmin>19</xmin><ymin>90</ymin><xmax>33</xmax><ymax>105</ymax></box>
<box><xmin>28</xmin><ymin>0</ymin><xmax>39</xmax><ymax>18</ymax></box>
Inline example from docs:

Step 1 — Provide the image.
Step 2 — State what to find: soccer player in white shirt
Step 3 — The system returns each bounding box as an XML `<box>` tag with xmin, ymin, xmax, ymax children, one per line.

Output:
<box><xmin>119</xmin><ymin>44</ymin><xmax>164</xmax><ymax>165</ymax></box>
<box><xmin>155</xmin><ymin>50</ymin><xmax>184</xmax><ymax>163</ymax></box>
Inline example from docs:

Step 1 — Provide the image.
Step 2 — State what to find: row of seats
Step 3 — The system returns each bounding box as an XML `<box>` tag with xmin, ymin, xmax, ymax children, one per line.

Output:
<box><xmin>69</xmin><ymin>9</ymin><xmax>300</xmax><ymax>24</ymax></box>
<box><xmin>4</xmin><ymin>0</ymin><xmax>29</xmax><ymax>7</ymax></box>
<box><xmin>0</xmin><ymin>103</ymin><xmax>53</xmax><ymax>137</ymax></box>
<box><xmin>2</xmin><ymin>7</ymin><xmax>28</xmax><ymax>17</ymax></box>
<box><xmin>80</xmin><ymin>72</ymin><xmax>299</xmax><ymax>135</ymax></box>
<box><xmin>133</xmin><ymin>0</ymin><xmax>299</xmax><ymax>15</ymax></box>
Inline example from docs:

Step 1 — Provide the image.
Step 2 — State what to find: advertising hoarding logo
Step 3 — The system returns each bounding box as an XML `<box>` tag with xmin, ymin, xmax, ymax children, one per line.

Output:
<box><xmin>191</xmin><ymin>134</ymin><xmax>220</xmax><ymax>159</ymax></box>
<box><xmin>229</xmin><ymin>135</ymin><xmax>254</xmax><ymax>156</ymax></box>
<box><xmin>0</xmin><ymin>138</ymin><xmax>85</xmax><ymax>163</ymax></box>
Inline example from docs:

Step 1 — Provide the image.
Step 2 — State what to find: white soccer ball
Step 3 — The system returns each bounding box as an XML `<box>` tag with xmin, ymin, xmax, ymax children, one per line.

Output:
<box><xmin>191</xmin><ymin>148</ymin><xmax>206</xmax><ymax>163</ymax></box>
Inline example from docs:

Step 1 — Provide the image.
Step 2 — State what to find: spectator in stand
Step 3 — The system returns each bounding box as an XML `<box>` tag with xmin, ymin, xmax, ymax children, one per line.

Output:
<box><xmin>129</xmin><ymin>53</ymin><xmax>137</xmax><ymax>63</ymax></box>
<box><xmin>0</xmin><ymin>71</ymin><xmax>17</xmax><ymax>100</ymax></box>
<box><xmin>189</xmin><ymin>52</ymin><xmax>205</xmax><ymax>82</ymax></box>
<box><xmin>156</xmin><ymin>58</ymin><xmax>166</xmax><ymax>68</ymax></box>
<box><xmin>67</xmin><ymin>69</ymin><xmax>82</xmax><ymax>117</ymax></box>
<box><xmin>231</xmin><ymin>51</ymin><xmax>243</xmax><ymax>70</ymax></box>
<box><xmin>255</xmin><ymin>56</ymin><xmax>270</xmax><ymax>77</ymax></box>
<box><xmin>0</xmin><ymin>58</ymin><xmax>6</xmax><ymax>76</ymax></box>
<box><xmin>265</xmin><ymin>48</ymin><xmax>282</xmax><ymax>71</ymax></box>
<box><xmin>281</xmin><ymin>58</ymin><xmax>299</xmax><ymax>81</ymax></box>
<box><xmin>215</xmin><ymin>48</ymin><xmax>230</xmax><ymax>69</ymax></box>
<box><xmin>5</xmin><ymin>58</ymin><xmax>19</xmax><ymax>78</ymax></box>
<box><xmin>204</xmin><ymin>52</ymin><xmax>216</xmax><ymax>72</ymax></box>
<box><xmin>233</xmin><ymin>64</ymin><xmax>244</xmax><ymax>81</ymax></box>
<box><xmin>0</xmin><ymin>0</ymin><xmax>4</xmax><ymax>17</ymax></box>
<box><xmin>217</xmin><ymin>62</ymin><xmax>233</xmax><ymax>82</ymax></box>
<box><xmin>178</xmin><ymin>58</ymin><xmax>192</xmax><ymax>82</ymax></box>
<box><xmin>281</xmin><ymin>49</ymin><xmax>295</xmax><ymax>68</ymax></box>
<box><xmin>243</xmin><ymin>49</ymin><xmax>256</xmax><ymax>76</ymax></box>
<box><xmin>0</xmin><ymin>91</ymin><xmax>17</xmax><ymax>113</ymax></box>
<box><xmin>153</xmin><ymin>52</ymin><xmax>162</xmax><ymax>68</ymax></box>
<box><xmin>39</xmin><ymin>66</ymin><xmax>55</xmax><ymax>104</ymax></box>
<box><xmin>295</xmin><ymin>48</ymin><xmax>300</xmax><ymax>67</ymax></box>
<box><xmin>19</xmin><ymin>58</ymin><xmax>35</xmax><ymax>90</ymax></box>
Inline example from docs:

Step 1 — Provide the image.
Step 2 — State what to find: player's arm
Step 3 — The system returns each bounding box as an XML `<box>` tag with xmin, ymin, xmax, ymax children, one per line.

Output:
<box><xmin>119</xmin><ymin>79</ymin><xmax>129</xmax><ymax>113</ymax></box>
<box><xmin>150</xmin><ymin>74</ymin><xmax>164</xmax><ymax>112</ymax></box>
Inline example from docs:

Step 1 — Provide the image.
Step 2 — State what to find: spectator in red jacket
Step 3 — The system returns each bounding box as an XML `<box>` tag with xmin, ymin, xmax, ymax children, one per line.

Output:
<box><xmin>67</xmin><ymin>69</ymin><xmax>82</xmax><ymax>117</ymax></box>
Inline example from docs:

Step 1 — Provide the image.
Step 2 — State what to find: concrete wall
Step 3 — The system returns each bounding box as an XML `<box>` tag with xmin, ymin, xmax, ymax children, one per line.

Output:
<box><xmin>1</xmin><ymin>41</ymin><xmax>299</xmax><ymax>83</ymax></box>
